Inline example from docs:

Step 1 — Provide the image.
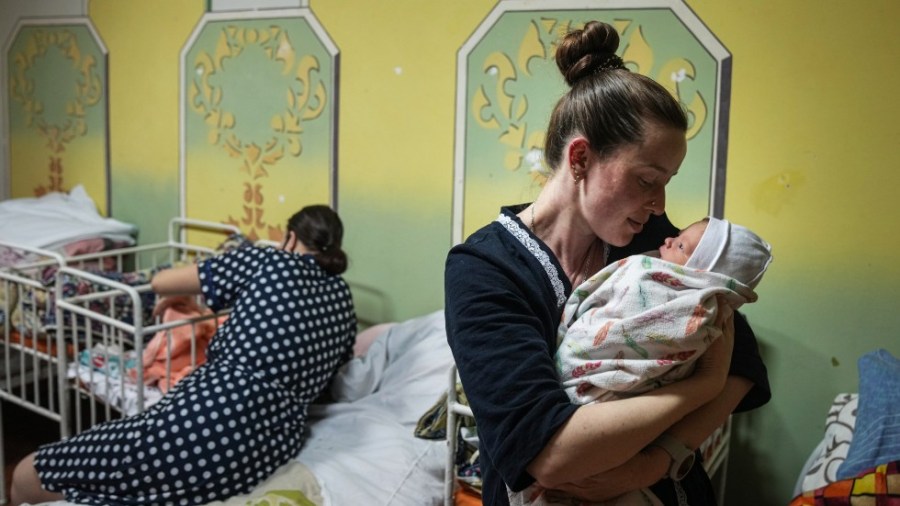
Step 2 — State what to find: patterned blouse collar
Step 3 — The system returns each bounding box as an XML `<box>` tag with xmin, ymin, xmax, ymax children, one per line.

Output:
<box><xmin>496</xmin><ymin>206</ymin><xmax>567</xmax><ymax>307</ymax></box>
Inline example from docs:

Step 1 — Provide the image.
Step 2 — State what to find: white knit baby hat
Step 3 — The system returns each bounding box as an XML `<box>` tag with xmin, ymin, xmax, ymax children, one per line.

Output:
<box><xmin>684</xmin><ymin>217</ymin><xmax>773</xmax><ymax>289</ymax></box>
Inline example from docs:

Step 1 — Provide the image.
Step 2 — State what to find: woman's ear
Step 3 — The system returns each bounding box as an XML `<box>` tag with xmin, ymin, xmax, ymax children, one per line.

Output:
<box><xmin>281</xmin><ymin>231</ymin><xmax>297</xmax><ymax>252</ymax></box>
<box><xmin>567</xmin><ymin>137</ymin><xmax>590</xmax><ymax>181</ymax></box>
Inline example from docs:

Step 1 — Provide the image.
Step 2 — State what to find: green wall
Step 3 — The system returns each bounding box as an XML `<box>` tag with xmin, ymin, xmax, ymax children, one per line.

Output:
<box><xmin>4</xmin><ymin>0</ymin><xmax>899</xmax><ymax>503</ymax></box>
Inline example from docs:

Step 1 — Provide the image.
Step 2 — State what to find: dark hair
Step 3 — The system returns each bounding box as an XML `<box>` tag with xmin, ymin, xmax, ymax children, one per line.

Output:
<box><xmin>286</xmin><ymin>205</ymin><xmax>348</xmax><ymax>275</ymax></box>
<box><xmin>544</xmin><ymin>21</ymin><xmax>688</xmax><ymax>169</ymax></box>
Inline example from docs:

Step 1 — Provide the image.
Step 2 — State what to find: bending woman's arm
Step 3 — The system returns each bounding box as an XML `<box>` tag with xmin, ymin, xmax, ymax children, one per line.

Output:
<box><xmin>150</xmin><ymin>264</ymin><xmax>201</xmax><ymax>296</ymax></box>
<box><xmin>150</xmin><ymin>265</ymin><xmax>202</xmax><ymax>317</ymax></box>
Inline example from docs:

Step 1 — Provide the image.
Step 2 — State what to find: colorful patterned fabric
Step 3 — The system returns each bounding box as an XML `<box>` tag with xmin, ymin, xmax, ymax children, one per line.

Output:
<box><xmin>215</xmin><ymin>233</ymin><xmax>254</xmax><ymax>255</ymax></box>
<box><xmin>795</xmin><ymin>394</ymin><xmax>858</xmax><ymax>495</ymax></box>
<box><xmin>790</xmin><ymin>461</ymin><xmax>900</xmax><ymax>505</ymax></box>
<box><xmin>7</xmin><ymin>264</ymin><xmax>168</xmax><ymax>334</ymax></box>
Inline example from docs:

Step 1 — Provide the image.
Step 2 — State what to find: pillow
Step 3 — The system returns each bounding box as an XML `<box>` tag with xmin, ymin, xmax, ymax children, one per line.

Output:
<box><xmin>794</xmin><ymin>393</ymin><xmax>857</xmax><ymax>495</ymax></box>
<box><xmin>836</xmin><ymin>349</ymin><xmax>900</xmax><ymax>479</ymax></box>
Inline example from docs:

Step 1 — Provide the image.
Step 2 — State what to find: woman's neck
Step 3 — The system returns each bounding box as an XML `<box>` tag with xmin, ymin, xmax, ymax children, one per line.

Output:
<box><xmin>521</xmin><ymin>187</ymin><xmax>600</xmax><ymax>285</ymax></box>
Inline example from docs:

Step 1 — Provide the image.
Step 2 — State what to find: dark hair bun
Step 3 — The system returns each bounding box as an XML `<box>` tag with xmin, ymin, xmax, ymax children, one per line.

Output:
<box><xmin>315</xmin><ymin>248</ymin><xmax>348</xmax><ymax>276</ymax></box>
<box><xmin>555</xmin><ymin>21</ymin><xmax>624</xmax><ymax>86</ymax></box>
<box><xmin>286</xmin><ymin>205</ymin><xmax>349</xmax><ymax>275</ymax></box>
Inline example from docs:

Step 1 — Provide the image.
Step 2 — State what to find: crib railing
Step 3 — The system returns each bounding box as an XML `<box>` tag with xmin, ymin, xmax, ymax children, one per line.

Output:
<box><xmin>55</xmin><ymin>267</ymin><xmax>230</xmax><ymax>434</ymax></box>
<box><xmin>65</xmin><ymin>217</ymin><xmax>242</xmax><ymax>272</ymax></box>
<box><xmin>0</xmin><ymin>242</ymin><xmax>68</xmax><ymax>505</ymax></box>
<box><xmin>0</xmin><ymin>217</ymin><xmax>242</xmax><ymax>505</ymax></box>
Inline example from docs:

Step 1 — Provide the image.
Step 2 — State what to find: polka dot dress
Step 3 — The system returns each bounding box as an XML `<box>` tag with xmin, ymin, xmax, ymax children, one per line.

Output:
<box><xmin>34</xmin><ymin>247</ymin><xmax>356</xmax><ymax>506</ymax></box>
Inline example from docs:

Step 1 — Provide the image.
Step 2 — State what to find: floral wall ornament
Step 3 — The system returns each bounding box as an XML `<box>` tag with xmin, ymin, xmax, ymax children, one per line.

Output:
<box><xmin>223</xmin><ymin>182</ymin><xmax>278</xmax><ymax>241</ymax></box>
<box><xmin>189</xmin><ymin>25</ymin><xmax>326</xmax><ymax>182</ymax></box>
<box><xmin>182</xmin><ymin>12</ymin><xmax>337</xmax><ymax>244</ymax></box>
<box><xmin>7</xmin><ymin>25</ymin><xmax>106</xmax><ymax>200</ymax></box>
<box><xmin>472</xmin><ymin>18</ymin><xmax>708</xmax><ymax>180</ymax></box>
<box><xmin>33</xmin><ymin>157</ymin><xmax>65</xmax><ymax>196</ymax></box>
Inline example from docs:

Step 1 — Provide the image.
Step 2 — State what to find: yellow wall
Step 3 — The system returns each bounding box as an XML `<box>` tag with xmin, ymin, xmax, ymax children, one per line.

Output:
<box><xmin>45</xmin><ymin>0</ymin><xmax>900</xmax><ymax>503</ymax></box>
<box><xmin>85</xmin><ymin>0</ymin><xmax>200</xmax><ymax>244</ymax></box>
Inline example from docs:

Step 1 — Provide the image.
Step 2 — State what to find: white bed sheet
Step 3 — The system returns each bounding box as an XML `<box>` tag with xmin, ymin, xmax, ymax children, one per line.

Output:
<box><xmin>300</xmin><ymin>309</ymin><xmax>453</xmax><ymax>505</ymax></box>
<box><xmin>30</xmin><ymin>310</ymin><xmax>454</xmax><ymax>506</ymax></box>
<box><xmin>0</xmin><ymin>184</ymin><xmax>136</xmax><ymax>250</ymax></box>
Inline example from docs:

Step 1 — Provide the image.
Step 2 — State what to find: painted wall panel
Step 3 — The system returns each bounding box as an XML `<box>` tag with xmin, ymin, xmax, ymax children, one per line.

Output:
<box><xmin>454</xmin><ymin>3</ymin><xmax>730</xmax><ymax>243</ymax></box>
<box><xmin>4</xmin><ymin>20</ymin><xmax>109</xmax><ymax>213</ymax></box>
<box><xmin>181</xmin><ymin>11</ymin><xmax>337</xmax><ymax>244</ymax></box>
<box><xmin>0</xmin><ymin>0</ymin><xmax>87</xmax><ymax>200</ymax></box>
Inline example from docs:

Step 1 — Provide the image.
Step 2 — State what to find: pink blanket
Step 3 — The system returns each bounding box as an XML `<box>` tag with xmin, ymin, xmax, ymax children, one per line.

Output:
<box><xmin>141</xmin><ymin>304</ymin><xmax>226</xmax><ymax>393</ymax></box>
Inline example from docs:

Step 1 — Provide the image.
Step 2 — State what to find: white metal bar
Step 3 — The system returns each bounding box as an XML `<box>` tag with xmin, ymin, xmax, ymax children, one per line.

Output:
<box><xmin>444</xmin><ymin>365</ymin><xmax>474</xmax><ymax>506</ymax></box>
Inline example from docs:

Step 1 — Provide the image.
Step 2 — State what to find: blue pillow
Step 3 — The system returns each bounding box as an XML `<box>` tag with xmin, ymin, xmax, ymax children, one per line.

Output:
<box><xmin>836</xmin><ymin>349</ymin><xmax>900</xmax><ymax>479</ymax></box>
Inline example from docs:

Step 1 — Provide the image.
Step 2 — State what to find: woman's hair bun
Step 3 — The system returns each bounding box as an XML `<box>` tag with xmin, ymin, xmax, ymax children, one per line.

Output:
<box><xmin>555</xmin><ymin>21</ymin><xmax>625</xmax><ymax>86</ymax></box>
<box><xmin>286</xmin><ymin>205</ymin><xmax>348</xmax><ymax>275</ymax></box>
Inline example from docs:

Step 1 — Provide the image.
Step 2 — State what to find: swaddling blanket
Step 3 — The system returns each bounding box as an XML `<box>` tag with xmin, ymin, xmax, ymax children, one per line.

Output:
<box><xmin>557</xmin><ymin>254</ymin><xmax>757</xmax><ymax>404</ymax></box>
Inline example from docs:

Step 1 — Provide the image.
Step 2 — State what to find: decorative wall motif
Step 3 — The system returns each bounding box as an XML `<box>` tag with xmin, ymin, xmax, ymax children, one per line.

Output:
<box><xmin>454</xmin><ymin>1</ymin><xmax>731</xmax><ymax>243</ymax></box>
<box><xmin>4</xmin><ymin>20</ymin><xmax>109</xmax><ymax>212</ymax></box>
<box><xmin>182</xmin><ymin>10</ymin><xmax>337</xmax><ymax>243</ymax></box>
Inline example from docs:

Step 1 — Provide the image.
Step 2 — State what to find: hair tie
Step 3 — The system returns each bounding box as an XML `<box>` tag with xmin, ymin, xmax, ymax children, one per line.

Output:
<box><xmin>593</xmin><ymin>54</ymin><xmax>626</xmax><ymax>74</ymax></box>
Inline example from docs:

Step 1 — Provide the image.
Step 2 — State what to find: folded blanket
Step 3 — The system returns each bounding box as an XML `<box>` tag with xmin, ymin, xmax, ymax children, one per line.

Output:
<box><xmin>0</xmin><ymin>184</ymin><xmax>136</xmax><ymax>250</ymax></box>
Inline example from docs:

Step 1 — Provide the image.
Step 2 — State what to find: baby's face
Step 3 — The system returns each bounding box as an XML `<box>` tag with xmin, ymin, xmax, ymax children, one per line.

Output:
<box><xmin>658</xmin><ymin>220</ymin><xmax>708</xmax><ymax>265</ymax></box>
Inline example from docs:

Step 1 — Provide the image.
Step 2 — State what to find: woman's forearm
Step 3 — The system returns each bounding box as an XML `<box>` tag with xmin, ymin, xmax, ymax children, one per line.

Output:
<box><xmin>527</xmin><ymin>373</ymin><xmax>722</xmax><ymax>488</ymax></box>
<box><xmin>666</xmin><ymin>375</ymin><xmax>752</xmax><ymax>450</ymax></box>
<box><xmin>539</xmin><ymin>375</ymin><xmax>753</xmax><ymax>500</ymax></box>
<box><xmin>150</xmin><ymin>265</ymin><xmax>201</xmax><ymax>296</ymax></box>
<box><xmin>529</xmin><ymin>324</ymin><xmax>734</xmax><ymax>488</ymax></box>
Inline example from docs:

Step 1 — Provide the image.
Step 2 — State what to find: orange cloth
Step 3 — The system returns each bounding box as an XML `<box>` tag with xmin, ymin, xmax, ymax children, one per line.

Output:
<box><xmin>454</xmin><ymin>483</ymin><xmax>483</xmax><ymax>506</ymax></box>
<box><xmin>141</xmin><ymin>305</ymin><xmax>225</xmax><ymax>393</ymax></box>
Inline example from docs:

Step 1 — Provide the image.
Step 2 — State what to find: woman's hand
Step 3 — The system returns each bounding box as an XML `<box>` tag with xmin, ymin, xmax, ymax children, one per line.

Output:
<box><xmin>691</xmin><ymin>295</ymin><xmax>735</xmax><ymax>399</ymax></box>
<box><xmin>545</xmin><ymin>445</ymin><xmax>669</xmax><ymax>502</ymax></box>
<box><xmin>152</xmin><ymin>295</ymin><xmax>201</xmax><ymax>319</ymax></box>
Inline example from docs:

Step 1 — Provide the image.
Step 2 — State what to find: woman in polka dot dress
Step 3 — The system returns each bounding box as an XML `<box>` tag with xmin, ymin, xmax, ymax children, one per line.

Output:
<box><xmin>11</xmin><ymin>205</ymin><xmax>357</xmax><ymax>506</ymax></box>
